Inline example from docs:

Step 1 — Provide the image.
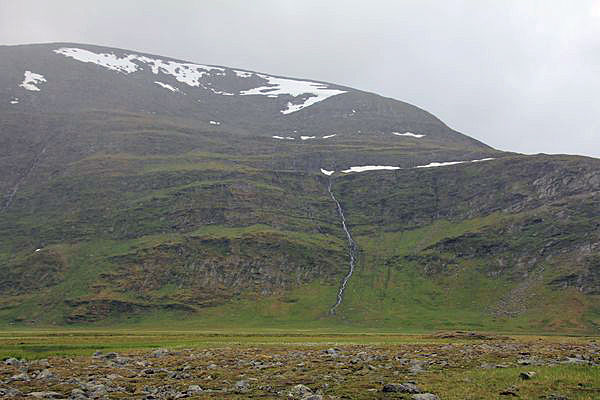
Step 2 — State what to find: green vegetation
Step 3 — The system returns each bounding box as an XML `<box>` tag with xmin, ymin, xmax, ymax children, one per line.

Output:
<box><xmin>0</xmin><ymin>331</ymin><xmax>446</xmax><ymax>360</ymax></box>
<box><xmin>427</xmin><ymin>365</ymin><xmax>600</xmax><ymax>400</ymax></box>
<box><xmin>1</xmin><ymin>108</ymin><xmax>599</xmax><ymax>334</ymax></box>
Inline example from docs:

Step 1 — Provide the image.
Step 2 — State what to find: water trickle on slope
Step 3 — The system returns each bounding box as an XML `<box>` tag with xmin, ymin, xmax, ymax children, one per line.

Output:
<box><xmin>327</xmin><ymin>180</ymin><xmax>358</xmax><ymax>315</ymax></box>
<box><xmin>1</xmin><ymin>146</ymin><xmax>47</xmax><ymax>213</ymax></box>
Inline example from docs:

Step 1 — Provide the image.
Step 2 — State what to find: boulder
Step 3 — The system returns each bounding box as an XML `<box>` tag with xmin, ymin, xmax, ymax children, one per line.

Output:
<box><xmin>36</xmin><ymin>369</ymin><xmax>55</xmax><ymax>380</ymax></box>
<box><xmin>235</xmin><ymin>380</ymin><xmax>250</xmax><ymax>393</ymax></box>
<box><xmin>288</xmin><ymin>384</ymin><xmax>313</xmax><ymax>399</ymax></box>
<box><xmin>520</xmin><ymin>371</ymin><xmax>536</xmax><ymax>380</ymax></box>
<box><xmin>11</xmin><ymin>372</ymin><xmax>31</xmax><ymax>381</ymax></box>
<box><xmin>0</xmin><ymin>388</ymin><xmax>21</xmax><ymax>397</ymax></box>
<box><xmin>187</xmin><ymin>385</ymin><xmax>203</xmax><ymax>394</ymax></box>
<box><xmin>5</xmin><ymin>357</ymin><xmax>22</xmax><ymax>367</ymax></box>
<box><xmin>382</xmin><ymin>383</ymin><xmax>421</xmax><ymax>393</ymax></box>
<box><xmin>27</xmin><ymin>392</ymin><xmax>63</xmax><ymax>399</ymax></box>
<box><xmin>151</xmin><ymin>348</ymin><xmax>170</xmax><ymax>358</ymax></box>
<box><xmin>500</xmin><ymin>386</ymin><xmax>519</xmax><ymax>396</ymax></box>
<box><xmin>324</xmin><ymin>348</ymin><xmax>339</xmax><ymax>356</ymax></box>
<box><xmin>102</xmin><ymin>352</ymin><xmax>119</xmax><ymax>360</ymax></box>
<box><xmin>411</xmin><ymin>394</ymin><xmax>440</xmax><ymax>400</ymax></box>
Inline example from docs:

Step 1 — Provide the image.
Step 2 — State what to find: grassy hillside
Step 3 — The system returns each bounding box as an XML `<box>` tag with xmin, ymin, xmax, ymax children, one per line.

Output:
<box><xmin>1</xmin><ymin>112</ymin><xmax>598</xmax><ymax>334</ymax></box>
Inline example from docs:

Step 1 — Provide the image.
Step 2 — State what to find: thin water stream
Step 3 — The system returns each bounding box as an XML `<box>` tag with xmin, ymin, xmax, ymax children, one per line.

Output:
<box><xmin>327</xmin><ymin>180</ymin><xmax>358</xmax><ymax>315</ymax></box>
<box><xmin>1</xmin><ymin>146</ymin><xmax>46</xmax><ymax>213</ymax></box>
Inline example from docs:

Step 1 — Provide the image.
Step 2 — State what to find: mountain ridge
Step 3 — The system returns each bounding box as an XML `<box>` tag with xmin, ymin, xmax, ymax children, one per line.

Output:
<box><xmin>0</xmin><ymin>43</ymin><xmax>598</xmax><ymax>333</ymax></box>
<box><xmin>1</xmin><ymin>42</ymin><xmax>491</xmax><ymax>150</ymax></box>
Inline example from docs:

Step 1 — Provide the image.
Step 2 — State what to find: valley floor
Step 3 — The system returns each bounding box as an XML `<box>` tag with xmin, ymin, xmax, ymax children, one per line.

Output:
<box><xmin>0</xmin><ymin>331</ymin><xmax>598</xmax><ymax>399</ymax></box>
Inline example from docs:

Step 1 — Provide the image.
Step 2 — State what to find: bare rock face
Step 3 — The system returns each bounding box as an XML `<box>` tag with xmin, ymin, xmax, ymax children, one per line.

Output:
<box><xmin>533</xmin><ymin>169</ymin><xmax>600</xmax><ymax>200</ymax></box>
<box><xmin>549</xmin><ymin>254</ymin><xmax>600</xmax><ymax>295</ymax></box>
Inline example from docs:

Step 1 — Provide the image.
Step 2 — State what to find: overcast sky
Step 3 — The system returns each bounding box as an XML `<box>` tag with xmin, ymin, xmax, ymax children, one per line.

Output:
<box><xmin>1</xmin><ymin>0</ymin><xmax>599</xmax><ymax>158</ymax></box>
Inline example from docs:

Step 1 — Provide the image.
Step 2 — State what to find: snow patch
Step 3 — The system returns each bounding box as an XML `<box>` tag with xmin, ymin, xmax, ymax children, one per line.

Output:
<box><xmin>322</xmin><ymin>134</ymin><xmax>337</xmax><ymax>139</ymax></box>
<box><xmin>19</xmin><ymin>71</ymin><xmax>46</xmax><ymax>91</ymax></box>
<box><xmin>415</xmin><ymin>161</ymin><xmax>465</xmax><ymax>168</ymax></box>
<box><xmin>209</xmin><ymin>88</ymin><xmax>234</xmax><ymax>96</ymax></box>
<box><xmin>273</xmin><ymin>136</ymin><xmax>296</xmax><ymax>140</ymax></box>
<box><xmin>321</xmin><ymin>168</ymin><xmax>335</xmax><ymax>176</ymax></box>
<box><xmin>234</xmin><ymin>70</ymin><xmax>253</xmax><ymax>78</ymax></box>
<box><xmin>128</xmin><ymin>55</ymin><xmax>224</xmax><ymax>87</ymax></box>
<box><xmin>239</xmin><ymin>74</ymin><xmax>346</xmax><ymax>114</ymax></box>
<box><xmin>415</xmin><ymin>158</ymin><xmax>495</xmax><ymax>168</ymax></box>
<box><xmin>209</xmin><ymin>120</ymin><xmax>221</xmax><ymax>125</ymax></box>
<box><xmin>340</xmin><ymin>158</ymin><xmax>494</xmax><ymax>174</ymax></box>
<box><xmin>300</xmin><ymin>136</ymin><xmax>316</xmax><ymax>140</ymax></box>
<box><xmin>54</xmin><ymin>47</ymin><xmax>224</xmax><ymax>87</ymax></box>
<box><xmin>392</xmin><ymin>131</ymin><xmax>425</xmax><ymax>138</ymax></box>
<box><xmin>154</xmin><ymin>81</ymin><xmax>180</xmax><ymax>92</ymax></box>
<box><xmin>54</xmin><ymin>47</ymin><xmax>345</xmax><ymax>114</ymax></box>
<box><xmin>54</xmin><ymin>48</ymin><xmax>139</xmax><ymax>73</ymax></box>
<box><xmin>342</xmin><ymin>165</ymin><xmax>400</xmax><ymax>173</ymax></box>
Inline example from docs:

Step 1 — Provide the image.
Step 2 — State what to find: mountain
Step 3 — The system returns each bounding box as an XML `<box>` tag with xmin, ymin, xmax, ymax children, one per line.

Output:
<box><xmin>0</xmin><ymin>43</ymin><xmax>598</xmax><ymax>333</ymax></box>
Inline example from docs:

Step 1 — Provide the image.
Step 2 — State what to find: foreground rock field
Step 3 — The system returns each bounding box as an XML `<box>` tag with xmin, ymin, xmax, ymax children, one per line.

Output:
<box><xmin>1</xmin><ymin>334</ymin><xmax>599</xmax><ymax>399</ymax></box>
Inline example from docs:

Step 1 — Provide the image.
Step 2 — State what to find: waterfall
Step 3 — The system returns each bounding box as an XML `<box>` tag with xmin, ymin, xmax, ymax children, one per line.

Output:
<box><xmin>327</xmin><ymin>180</ymin><xmax>358</xmax><ymax>315</ymax></box>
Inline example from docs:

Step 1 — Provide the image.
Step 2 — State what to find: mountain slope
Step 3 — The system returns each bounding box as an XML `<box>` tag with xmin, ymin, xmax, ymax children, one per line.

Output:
<box><xmin>1</xmin><ymin>43</ymin><xmax>488</xmax><ymax>146</ymax></box>
<box><xmin>0</xmin><ymin>43</ymin><xmax>598</xmax><ymax>333</ymax></box>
